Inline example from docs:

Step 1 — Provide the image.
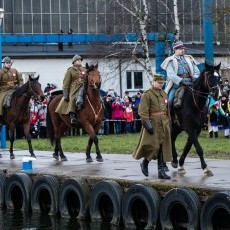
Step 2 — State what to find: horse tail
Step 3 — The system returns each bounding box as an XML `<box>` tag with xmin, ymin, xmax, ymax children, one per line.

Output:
<box><xmin>46</xmin><ymin>98</ymin><xmax>55</xmax><ymax>146</ymax></box>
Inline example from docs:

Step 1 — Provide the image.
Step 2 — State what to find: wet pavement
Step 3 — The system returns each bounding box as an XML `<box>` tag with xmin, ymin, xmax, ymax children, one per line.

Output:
<box><xmin>0</xmin><ymin>149</ymin><xmax>230</xmax><ymax>196</ymax></box>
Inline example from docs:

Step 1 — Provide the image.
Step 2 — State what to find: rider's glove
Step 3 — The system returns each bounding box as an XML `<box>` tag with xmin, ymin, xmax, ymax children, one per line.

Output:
<box><xmin>180</xmin><ymin>79</ymin><xmax>192</xmax><ymax>86</ymax></box>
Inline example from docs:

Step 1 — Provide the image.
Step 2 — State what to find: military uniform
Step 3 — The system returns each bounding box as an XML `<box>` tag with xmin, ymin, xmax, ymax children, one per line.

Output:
<box><xmin>55</xmin><ymin>65</ymin><xmax>86</xmax><ymax>115</ymax></box>
<box><xmin>132</xmin><ymin>87</ymin><xmax>172</xmax><ymax>162</ymax></box>
<box><xmin>0</xmin><ymin>66</ymin><xmax>23</xmax><ymax>115</ymax></box>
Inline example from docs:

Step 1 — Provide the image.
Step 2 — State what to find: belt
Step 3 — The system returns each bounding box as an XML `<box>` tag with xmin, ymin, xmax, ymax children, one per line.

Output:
<box><xmin>178</xmin><ymin>74</ymin><xmax>191</xmax><ymax>78</ymax></box>
<box><xmin>150</xmin><ymin>111</ymin><xmax>166</xmax><ymax>116</ymax></box>
<box><xmin>0</xmin><ymin>81</ymin><xmax>16</xmax><ymax>86</ymax></box>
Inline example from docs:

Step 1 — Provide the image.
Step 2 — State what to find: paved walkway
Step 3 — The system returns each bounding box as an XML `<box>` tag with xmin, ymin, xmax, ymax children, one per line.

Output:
<box><xmin>0</xmin><ymin>149</ymin><xmax>230</xmax><ymax>193</ymax></box>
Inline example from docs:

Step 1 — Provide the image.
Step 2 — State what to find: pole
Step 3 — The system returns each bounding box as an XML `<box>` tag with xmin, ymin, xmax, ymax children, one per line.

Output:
<box><xmin>0</xmin><ymin>11</ymin><xmax>6</xmax><ymax>149</ymax></box>
<box><xmin>202</xmin><ymin>0</ymin><xmax>214</xmax><ymax>65</ymax></box>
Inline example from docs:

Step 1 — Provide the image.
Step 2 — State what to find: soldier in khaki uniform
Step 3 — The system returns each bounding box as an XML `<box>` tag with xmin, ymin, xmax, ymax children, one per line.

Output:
<box><xmin>55</xmin><ymin>54</ymin><xmax>86</xmax><ymax>124</ymax></box>
<box><xmin>0</xmin><ymin>57</ymin><xmax>23</xmax><ymax>130</ymax></box>
<box><xmin>132</xmin><ymin>74</ymin><xmax>172</xmax><ymax>179</ymax></box>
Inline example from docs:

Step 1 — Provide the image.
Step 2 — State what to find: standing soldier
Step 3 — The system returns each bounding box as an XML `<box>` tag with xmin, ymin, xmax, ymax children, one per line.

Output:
<box><xmin>0</xmin><ymin>57</ymin><xmax>23</xmax><ymax>130</ymax></box>
<box><xmin>55</xmin><ymin>54</ymin><xmax>86</xmax><ymax>125</ymax></box>
<box><xmin>133</xmin><ymin>74</ymin><xmax>172</xmax><ymax>179</ymax></box>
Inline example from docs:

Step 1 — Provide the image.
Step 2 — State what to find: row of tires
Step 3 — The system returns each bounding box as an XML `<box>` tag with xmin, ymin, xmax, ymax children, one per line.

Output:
<box><xmin>0</xmin><ymin>172</ymin><xmax>229</xmax><ymax>229</ymax></box>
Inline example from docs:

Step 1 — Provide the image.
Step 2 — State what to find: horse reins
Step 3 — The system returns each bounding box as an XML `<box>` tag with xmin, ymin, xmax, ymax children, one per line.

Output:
<box><xmin>86</xmin><ymin>95</ymin><xmax>103</xmax><ymax>125</ymax></box>
<box><xmin>187</xmin><ymin>70</ymin><xmax>219</xmax><ymax>112</ymax></box>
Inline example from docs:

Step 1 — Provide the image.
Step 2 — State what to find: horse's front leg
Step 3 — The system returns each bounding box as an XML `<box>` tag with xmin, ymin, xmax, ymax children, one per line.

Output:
<box><xmin>86</xmin><ymin>136</ymin><xmax>94</xmax><ymax>162</ymax></box>
<box><xmin>93</xmin><ymin>136</ymin><xmax>103</xmax><ymax>162</ymax></box>
<box><xmin>24</xmin><ymin>123</ymin><xmax>36</xmax><ymax>158</ymax></box>
<box><xmin>187</xmin><ymin>129</ymin><xmax>213</xmax><ymax>176</ymax></box>
<box><xmin>8</xmin><ymin>124</ymin><xmax>15</xmax><ymax>159</ymax></box>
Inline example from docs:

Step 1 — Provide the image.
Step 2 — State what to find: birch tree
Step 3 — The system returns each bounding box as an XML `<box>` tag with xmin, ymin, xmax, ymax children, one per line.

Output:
<box><xmin>114</xmin><ymin>0</ymin><xmax>153</xmax><ymax>82</ymax></box>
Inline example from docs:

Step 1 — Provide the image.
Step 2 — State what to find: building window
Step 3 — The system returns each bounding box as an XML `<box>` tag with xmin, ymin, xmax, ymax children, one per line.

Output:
<box><xmin>126</xmin><ymin>71</ymin><xmax>143</xmax><ymax>90</ymax></box>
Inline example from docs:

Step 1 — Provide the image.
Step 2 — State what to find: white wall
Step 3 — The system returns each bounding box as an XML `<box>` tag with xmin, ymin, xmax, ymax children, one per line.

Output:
<box><xmin>11</xmin><ymin>56</ymin><xmax>230</xmax><ymax>96</ymax></box>
<box><xmin>12</xmin><ymin>57</ymin><xmax>155</xmax><ymax>97</ymax></box>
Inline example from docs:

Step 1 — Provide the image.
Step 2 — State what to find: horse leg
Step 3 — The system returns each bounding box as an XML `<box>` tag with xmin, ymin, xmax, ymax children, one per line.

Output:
<box><xmin>187</xmin><ymin>129</ymin><xmax>213</xmax><ymax>176</ymax></box>
<box><xmin>8</xmin><ymin>126</ymin><xmax>15</xmax><ymax>159</ymax></box>
<box><xmin>171</xmin><ymin>127</ymin><xmax>181</xmax><ymax>168</ymax></box>
<box><xmin>86</xmin><ymin>137</ymin><xmax>94</xmax><ymax>162</ymax></box>
<box><xmin>24</xmin><ymin>123</ymin><xmax>36</xmax><ymax>158</ymax></box>
<box><xmin>94</xmin><ymin>136</ymin><xmax>103</xmax><ymax>162</ymax></box>
<box><xmin>178</xmin><ymin>137</ymin><xmax>193</xmax><ymax>174</ymax></box>
<box><xmin>57</xmin><ymin>139</ymin><xmax>67</xmax><ymax>161</ymax></box>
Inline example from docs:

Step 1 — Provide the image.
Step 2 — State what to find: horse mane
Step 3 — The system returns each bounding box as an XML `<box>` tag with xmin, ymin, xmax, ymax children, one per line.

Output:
<box><xmin>12</xmin><ymin>81</ymin><xmax>29</xmax><ymax>99</ymax></box>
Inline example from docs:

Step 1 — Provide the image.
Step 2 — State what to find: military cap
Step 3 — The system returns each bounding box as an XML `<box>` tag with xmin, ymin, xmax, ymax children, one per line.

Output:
<box><xmin>72</xmin><ymin>54</ymin><xmax>83</xmax><ymax>64</ymax></box>
<box><xmin>154</xmin><ymin>74</ymin><xmax>166</xmax><ymax>83</ymax></box>
<box><xmin>173</xmin><ymin>41</ymin><xmax>185</xmax><ymax>50</ymax></box>
<box><xmin>2</xmin><ymin>56</ymin><xmax>12</xmax><ymax>63</ymax></box>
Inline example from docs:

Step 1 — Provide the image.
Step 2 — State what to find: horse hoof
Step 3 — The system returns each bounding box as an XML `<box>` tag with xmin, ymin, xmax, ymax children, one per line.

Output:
<box><xmin>86</xmin><ymin>157</ymin><xmax>93</xmax><ymax>163</ymax></box>
<box><xmin>53</xmin><ymin>153</ymin><xmax>59</xmax><ymax>160</ymax></box>
<box><xmin>171</xmin><ymin>161</ymin><xmax>178</xmax><ymax>168</ymax></box>
<box><xmin>204</xmin><ymin>168</ymin><xmax>214</xmax><ymax>176</ymax></box>
<box><xmin>178</xmin><ymin>166</ymin><xmax>186</xmax><ymax>174</ymax></box>
<box><xmin>30</xmin><ymin>154</ymin><xmax>36</xmax><ymax>158</ymax></box>
<box><xmin>10</xmin><ymin>155</ymin><xmax>15</xmax><ymax>160</ymax></box>
<box><xmin>96</xmin><ymin>156</ymin><xmax>103</xmax><ymax>162</ymax></box>
<box><xmin>61</xmin><ymin>156</ymin><xmax>68</xmax><ymax>161</ymax></box>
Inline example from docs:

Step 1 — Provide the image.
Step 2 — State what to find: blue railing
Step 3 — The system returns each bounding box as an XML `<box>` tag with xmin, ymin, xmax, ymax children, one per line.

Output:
<box><xmin>2</xmin><ymin>33</ymin><xmax>174</xmax><ymax>44</ymax></box>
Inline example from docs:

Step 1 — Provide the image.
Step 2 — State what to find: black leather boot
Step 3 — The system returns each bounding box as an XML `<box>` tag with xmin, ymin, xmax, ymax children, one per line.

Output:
<box><xmin>174</xmin><ymin>87</ymin><xmax>184</xmax><ymax>109</ymax></box>
<box><xmin>158</xmin><ymin>151</ymin><xmax>171</xmax><ymax>180</ymax></box>
<box><xmin>140</xmin><ymin>158</ymin><xmax>149</xmax><ymax>177</ymax></box>
<box><xmin>69</xmin><ymin>112</ymin><xmax>78</xmax><ymax>125</ymax></box>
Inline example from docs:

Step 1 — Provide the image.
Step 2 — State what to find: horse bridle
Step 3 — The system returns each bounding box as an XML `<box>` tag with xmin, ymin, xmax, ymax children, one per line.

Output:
<box><xmin>28</xmin><ymin>80</ymin><xmax>41</xmax><ymax>101</ymax></box>
<box><xmin>87</xmin><ymin>71</ymin><xmax>101</xmax><ymax>90</ymax></box>
<box><xmin>187</xmin><ymin>70</ymin><xmax>219</xmax><ymax>112</ymax></box>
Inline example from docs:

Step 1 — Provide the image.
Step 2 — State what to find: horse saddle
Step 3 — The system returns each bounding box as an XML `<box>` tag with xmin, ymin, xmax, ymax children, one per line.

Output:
<box><xmin>3</xmin><ymin>90</ymin><xmax>15</xmax><ymax>109</ymax></box>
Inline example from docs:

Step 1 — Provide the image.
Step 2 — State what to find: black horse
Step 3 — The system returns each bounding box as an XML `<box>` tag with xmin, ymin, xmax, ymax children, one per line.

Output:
<box><xmin>171</xmin><ymin>62</ymin><xmax>221</xmax><ymax>176</ymax></box>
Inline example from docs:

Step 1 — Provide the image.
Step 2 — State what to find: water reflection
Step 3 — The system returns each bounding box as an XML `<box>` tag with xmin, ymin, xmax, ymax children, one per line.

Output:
<box><xmin>0</xmin><ymin>209</ymin><xmax>124</xmax><ymax>230</ymax></box>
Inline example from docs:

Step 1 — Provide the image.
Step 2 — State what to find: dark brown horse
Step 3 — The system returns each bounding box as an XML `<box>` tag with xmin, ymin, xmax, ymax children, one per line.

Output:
<box><xmin>2</xmin><ymin>75</ymin><xmax>45</xmax><ymax>159</ymax></box>
<box><xmin>46</xmin><ymin>63</ymin><xmax>104</xmax><ymax>162</ymax></box>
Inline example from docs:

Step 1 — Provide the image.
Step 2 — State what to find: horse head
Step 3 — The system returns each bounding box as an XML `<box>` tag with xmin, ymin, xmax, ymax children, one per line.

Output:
<box><xmin>85</xmin><ymin>63</ymin><xmax>101</xmax><ymax>90</ymax></box>
<box><xmin>28</xmin><ymin>75</ymin><xmax>45</xmax><ymax>101</ymax></box>
<box><xmin>203</xmin><ymin>61</ymin><xmax>221</xmax><ymax>100</ymax></box>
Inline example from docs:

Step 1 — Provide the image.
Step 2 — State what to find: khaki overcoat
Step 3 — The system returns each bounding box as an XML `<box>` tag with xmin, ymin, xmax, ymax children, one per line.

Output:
<box><xmin>0</xmin><ymin>67</ymin><xmax>23</xmax><ymax>115</ymax></box>
<box><xmin>55</xmin><ymin>65</ymin><xmax>86</xmax><ymax>114</ymax></box>
<box><xmin>132</xmin><ymin>88</ymin><xmax>172</xmax><ymax>162</ymax></box>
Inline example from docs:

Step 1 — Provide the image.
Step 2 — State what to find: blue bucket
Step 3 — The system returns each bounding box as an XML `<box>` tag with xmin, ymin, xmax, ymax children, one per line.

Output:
<box><xmin>22</xmin><ymin>157</ymin><xmax>34</xmax><ymax>171</ymax></box>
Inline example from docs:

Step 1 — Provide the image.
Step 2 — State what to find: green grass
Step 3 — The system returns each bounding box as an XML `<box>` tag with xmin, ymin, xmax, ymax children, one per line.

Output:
<box><xmin>8</xmin><ymin>130</ymin><xmax>230</xmax><ymax>159</ymax></box>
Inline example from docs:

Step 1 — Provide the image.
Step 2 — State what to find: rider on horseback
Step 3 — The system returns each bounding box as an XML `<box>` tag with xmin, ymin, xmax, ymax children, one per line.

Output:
<box><xmin>161</xmin><ymin>41</ymin><xmax>200</xmax><ymax>109</ymax></box>
<box><xmin>55</xmin><ymin>54</ymin><xmax>86</xmax><ymax>125</ymax></box>
<box><xmin>0</xmin><ymin>57</ymin><xmax>23</xmax><ymax>131</ymax></box>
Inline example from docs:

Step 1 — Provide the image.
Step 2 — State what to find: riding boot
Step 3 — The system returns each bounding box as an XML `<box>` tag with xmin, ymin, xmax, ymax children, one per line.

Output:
<box><xmin>76</xmin><ymin>85</ymin><xmax>84</xmax><ymax>111</ymax></box>
<box><xmin>174</xmin><ymin>87</ymin><xmax>185</xmax><ymax>109</ymax></box>
<box><xmin>157</xmin><ymin>151</ymin><xmax>171</xmax><ymax>180</ymax></box>
<box><xmin>140</xmin><ymin>158</ymin><xmax>149</xmax><ymax>177</ymax></box>
<box><xmin>69</xmin><ymin>112</ymin><xmax>78</xmax><ymax>125</ymax></box>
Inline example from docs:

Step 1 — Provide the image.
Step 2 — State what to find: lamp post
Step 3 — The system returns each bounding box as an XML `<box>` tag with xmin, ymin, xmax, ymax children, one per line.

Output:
<box><xmin>0</xmin><ymin>8</ymin><xmax>5</xmax><ymax>149</ymax></box>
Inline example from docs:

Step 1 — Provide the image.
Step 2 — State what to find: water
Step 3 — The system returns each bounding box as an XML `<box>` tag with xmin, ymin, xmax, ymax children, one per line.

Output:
<box><xmin>0</xmin><ymin>209</ymin><xmax>123</xmax><ymax>230</ymax></box>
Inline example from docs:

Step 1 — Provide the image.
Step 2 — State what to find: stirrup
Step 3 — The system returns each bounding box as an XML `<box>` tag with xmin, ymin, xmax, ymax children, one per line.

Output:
<box><xmin>70</xmin><ymin>113</ymin><xmax>78</xmax><ymax>125</ymax></box>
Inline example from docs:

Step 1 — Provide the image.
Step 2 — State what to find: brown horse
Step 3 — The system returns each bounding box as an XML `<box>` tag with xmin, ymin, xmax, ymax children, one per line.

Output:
<box><xmin>46</xmin><ymin>63</ymin><xmax>104</xmax><ymax>162</ymax></box>
<box><xmin>2</xmin><ymin>75</ymin><xmax>45</xmax><ymax>159</ymax></box>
